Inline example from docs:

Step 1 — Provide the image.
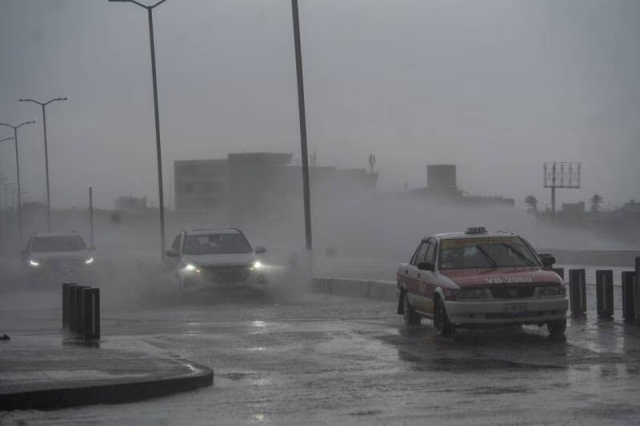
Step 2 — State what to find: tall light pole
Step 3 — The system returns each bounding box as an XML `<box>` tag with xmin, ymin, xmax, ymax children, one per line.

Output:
<box><xmin>19</xmin><ymin>97</ymin><xmax>68</xmax><ymax>231</ymax></box>
<box><xmin>108</xmin><ymin>0</ymin><xmax>168</xmax><ymax>261</ymax></box>
<box><xmin>291</xmin><ymin>0</ymin><xmax>313</xmax><ymax>254</ymax></box>
<box><xmin>0</xmin><ymin>121</ymin><xmax>34</xmax><ymax>242</ymax></box>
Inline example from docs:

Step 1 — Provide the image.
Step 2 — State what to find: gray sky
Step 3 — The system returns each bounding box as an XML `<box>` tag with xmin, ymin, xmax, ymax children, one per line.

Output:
<box><xmin>0</xmin><ymin>0</ymin><xmax>638</xmax><ymax>209</ymax></box>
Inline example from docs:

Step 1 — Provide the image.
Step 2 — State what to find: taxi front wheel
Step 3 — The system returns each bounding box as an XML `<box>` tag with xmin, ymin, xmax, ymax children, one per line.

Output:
<box><xmin>547</xmin><ymin>319</ymin><xmax>566</xmax><ymax>338</ymax></box>
<box><xmin>434</xmin><ymin>297</ymin><xmax>454</xmax><ymax>338</ymax></box>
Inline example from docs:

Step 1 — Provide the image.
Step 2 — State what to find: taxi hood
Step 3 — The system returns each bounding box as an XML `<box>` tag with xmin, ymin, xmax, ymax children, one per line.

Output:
<box><xmin>441</xmin><ymin>267</ymin><xmax>563</xmax><ymax>287</ymax></box>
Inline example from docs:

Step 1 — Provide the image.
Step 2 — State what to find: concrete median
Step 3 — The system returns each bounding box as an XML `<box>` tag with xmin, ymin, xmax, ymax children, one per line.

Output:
<box><xmin>312</xmin><ymin>277</ymin><xmax>396</xmax><ymax>301</ymax></box>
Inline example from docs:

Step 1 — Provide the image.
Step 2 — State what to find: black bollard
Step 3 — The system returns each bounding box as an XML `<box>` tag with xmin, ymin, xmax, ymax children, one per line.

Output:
<box><xmin>82</xmin><ymin>288</ymin><xmax>100</xmax><ymax>340</ymax></box>
<box><xmin>62</xmin><ymin>283</ymin><xmax>74</xmax><ymax>328</ymax></box>
<box><xmin>595</xmin><ymin>270</ymin><xmax>614</xmax><ymax>319</ymax></box>
<box><xmin>68</xmin><ymin>284</ymin><xmax>79</xmax><ymax>332</ymax></box>
<box><xmin>621</xmin><ymin>271</ymin><xmax>635</xmax><ymax>322</ymax></box>
<box><xmin>569</xmin><ymin>269</ymin><xmax>587</xmax><ymax>318</ymax></box>
<box><xmin>552</xmin><ymin>268</ymin><xmax>565</xmax><ymax>282</ymax></box>
<box><xmin>74</xmin><ymin>285</ymin><xmax>88</xmax><ymax>336</ymax></box>
<box><xmin>635</xmin><ymin>257</ymin><xmax>640</xmax><ymax>325</ymax></box>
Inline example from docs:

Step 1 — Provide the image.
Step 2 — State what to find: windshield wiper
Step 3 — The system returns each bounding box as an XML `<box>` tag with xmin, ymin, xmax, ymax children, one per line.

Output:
<box><xmin>475</xmin><ymin>245</ymin><xmax>497</xmax><ymax>268</ymax></box>
<box><xmin>500</xmin><ymin>243</ymin><xmax>536</xmax><ymax>266</ymax></box>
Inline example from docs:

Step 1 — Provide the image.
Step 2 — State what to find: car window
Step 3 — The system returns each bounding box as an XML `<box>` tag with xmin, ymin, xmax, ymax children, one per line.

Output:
<box><xmin>425</xmin><ymin>241</ymin><xmax>437</xmax><ymax>265</ymax></box>
<box><xmin>182</xmin><ymin>233</ymin><xmax>252</xmax><ymax>255</ymax></box>
<box><xmin>411</xmin><ymin>242</ymin><xmax>430</xmax><ymax>266</ymax></box>
<box><xmin>31</xmin><ymin>236</ymin><xmax>87</xmax><ymax>253</ymax></box>
<box><xmin>171</xmin><ymin>235</ymin><xmax>181</xmax><ymax>251</ymax></box>
<box><xmin>438</xmin><ymin>237</ymin><xmax>540</xmax><ymax>270</ymax></box>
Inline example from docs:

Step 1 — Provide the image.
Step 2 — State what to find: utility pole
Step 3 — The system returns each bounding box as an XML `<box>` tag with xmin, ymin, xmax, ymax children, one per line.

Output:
<box><xmin>19</xmin><ymin>97</ymin><xmax>68</xmax><ymax>231</ymax></box>
<box><xmin>291</xmin><ymin>0</ymin><xmax>313</xmax><ymax>254</ymax></box>
<box><xmin>0</xmin><ymin>121</ymin><xmax>35</xmax><ymax>241</ymax></box>
<box><xmin>108</xmin><ymin>0</ymin><xmax>168</xmax><ymax>262</ymax></box>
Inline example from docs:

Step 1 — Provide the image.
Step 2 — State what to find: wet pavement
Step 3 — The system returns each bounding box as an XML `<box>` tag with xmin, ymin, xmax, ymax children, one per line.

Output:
<box><xmin>2</xmin><ymin>285</ymin><xmax>640</xmax><ymax>425</ymax></box>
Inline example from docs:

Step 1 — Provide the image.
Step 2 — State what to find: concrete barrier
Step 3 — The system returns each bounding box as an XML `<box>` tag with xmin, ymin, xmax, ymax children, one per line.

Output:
<box><xmin>595</xmin><ymin>270</ymin><xmax>614</xmax><ymax>319</ymax></box>
<box><xmin>312</xmin><ymin>277</ymin><xmax>396</xmax><ymax>302</ymax></box>
<box><xmin>622</xmin><ymin>271</ymin><xmax>636</xmax><ymax>321</ymax></box>
<box><xmin>63</xmin><ymin>283</ymin><xmax>101</xmax><ymax>341</ymax></box>
<box><xmin>569</xmin><ymin>269</ymin><xmax>587</xmax><ymax>318</ymax></box>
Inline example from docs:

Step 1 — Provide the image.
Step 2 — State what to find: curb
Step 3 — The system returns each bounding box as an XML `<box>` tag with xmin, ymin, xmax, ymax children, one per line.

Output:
<box><xmin>0</xmin><ymin>360</ymin><xmax>214</xmax><ymax>411</ymax></box>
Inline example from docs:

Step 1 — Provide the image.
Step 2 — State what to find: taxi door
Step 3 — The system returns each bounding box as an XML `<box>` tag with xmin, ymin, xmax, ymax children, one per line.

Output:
<box><xmin>409</xmin><ymin>241</ymin><xmax>434</xmax><ymax>313</ymax></box>
<box><xmin>417</xmin><ymin>240</ymin><xmax>438</xmax><ymax>316</ymax></box>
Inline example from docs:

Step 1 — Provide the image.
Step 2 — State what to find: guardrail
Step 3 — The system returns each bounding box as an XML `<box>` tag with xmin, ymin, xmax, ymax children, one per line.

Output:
<box><xmin>62</xmin><ymin>283</ymin><xmax>100</xmax><ymax>341</ymax></box>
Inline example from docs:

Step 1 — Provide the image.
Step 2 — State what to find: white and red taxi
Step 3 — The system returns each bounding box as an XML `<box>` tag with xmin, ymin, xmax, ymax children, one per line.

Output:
<box><xmin>397</xmin><ymin>227</ymin><xmax>568</xmax><ymax>337</ymax></box>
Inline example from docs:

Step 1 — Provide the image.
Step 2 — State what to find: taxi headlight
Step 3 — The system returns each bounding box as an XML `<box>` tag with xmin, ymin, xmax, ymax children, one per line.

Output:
<box><xmin>85</xmin><ymin>257</ymin><xmax>94</xmax><ymax>265</ymax></box>
<box><xmin>184</xmin><ymin>263</ymin><xmax>197</xmax><ymax>272</ymax></box>
<box><xmin>251</xmin><ymin>261</ymin><xmax>264</xmax><ymax>271</ymax></box>
<box><xmin>29</xmin><ymin>260</ymin><xmax>40</xmax><ymax>267</ymax></box>
<box><xmin>538</xmin><ymin>285</ymin><xmax>565</xmax><ymax>297</ymax></box>
<box><xmin>456</xmin><ymin>289</ymin><xmax>488</xmax><ymax>300</ymax></box>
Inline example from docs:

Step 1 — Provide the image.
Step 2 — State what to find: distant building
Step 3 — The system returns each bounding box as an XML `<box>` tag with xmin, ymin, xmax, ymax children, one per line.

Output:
<box><xmin>174</xmin><ymin>153</ymin><xmax>379</xmax><ymax>222</ymax></box>
<box><xmin>114</xmin><ymin>196</ymin><xmax>147</xmax><ymax>211</ymax></box>
<box><xmin>174</xmin><ymin>159</ymin><xmax>228</xmax><ymax>211</ymax></box>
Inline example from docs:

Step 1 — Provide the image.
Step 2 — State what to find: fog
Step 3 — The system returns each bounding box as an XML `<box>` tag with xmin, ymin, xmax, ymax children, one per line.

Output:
<box><xmin>1</xmin><ymin>0</ymin><xmax>639</xmax><ymax>210</ymax></box>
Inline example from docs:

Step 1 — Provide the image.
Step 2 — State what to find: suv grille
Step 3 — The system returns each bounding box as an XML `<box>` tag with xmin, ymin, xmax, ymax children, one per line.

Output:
<box><xmin>203</xmin><ymin>265</ymin><xmax>251</xmax><ymax>282</ymax></box>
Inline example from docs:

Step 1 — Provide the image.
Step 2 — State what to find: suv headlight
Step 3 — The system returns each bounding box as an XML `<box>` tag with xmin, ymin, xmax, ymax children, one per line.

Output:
<box><xmin>456</xmin><ymin>289</ymin><xmax>488</xmax><ymax>300</ymax></box>
<box><xmin>538</xmin><ymin>285</ymin><xmax>565</xmax><ymax>297</ymax></box>
<box><xmin>251</xmin><ymin>261</ymin><xmax>263</xmax><ymax>271</ymax></box>
<box><xmin>182</xmin><ymin>263</ymin><xmax>201</xmax><ymax>274</ymax></box>
<box><xmin>29</xmin><ymin>260</ymin><xmax>40</xmax><ymax>267</ymax></box>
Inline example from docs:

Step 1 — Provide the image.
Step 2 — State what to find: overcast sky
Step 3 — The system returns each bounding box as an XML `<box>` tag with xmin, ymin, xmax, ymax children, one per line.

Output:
<box><xmin>0</xmin><ymin>0</ymin><xmax>638</xmax><ymax>210</ymax></box>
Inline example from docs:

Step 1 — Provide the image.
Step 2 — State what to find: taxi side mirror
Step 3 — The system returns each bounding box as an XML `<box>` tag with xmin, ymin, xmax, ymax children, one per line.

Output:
<box><xmin>165</xmin><ymin>248</ymin><xmax>179</xmax><ymax>258</ymax></box>
<box><xmin>255</xmin><ymin>246</ymin><xmax>266</xmax><ymax>254</ymax></box>
<box><xmin>418</xmin><ymin>262</ymin><xmax>434</xmax><ymax>272</ymax></box>
<box><xmin>540</xmin><ymin>254</ymin><xmax>556</xmax><ymax>268</ymax></box>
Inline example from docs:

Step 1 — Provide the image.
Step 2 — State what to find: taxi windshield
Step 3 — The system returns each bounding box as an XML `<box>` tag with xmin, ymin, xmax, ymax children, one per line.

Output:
<box><xmin>31</xmin><ymin>235</ymin><xmax>87</xmax><ymax>253</ymax></box>
<box><xmin>438</xmin><ymin>237</ymin><xmax>540</xmax><ymax>270</ymax></box>
<box><xmin>183</xmin><ymin>233</ymin><xmax>252</xmax><ymax>255</ymax></box>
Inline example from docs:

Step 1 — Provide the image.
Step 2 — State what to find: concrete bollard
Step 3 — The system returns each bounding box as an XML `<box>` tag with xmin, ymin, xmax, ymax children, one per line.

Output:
<box><xmin>74</xmin><ymin>285</ymin><xmax>88</xmax><ymax>336</ymax></box>
<box><xmin>62</xmin><ymin>283</ymin><xmax>75</xmax><ymax>329</ymax></box>
<box><xmin>552</xmin><ymin>268</ymin><xmax>565</xmax><ymax>282</ymax></box>
<box><xmin>82</xmin><ymin>288</ymin><xmax>100</xmax><ymax>340</ymax></box>
<box><xmin>621</xmin><ymin>271</ymin><xmax>635</xmax><ymax>322</ymax></box>
<box><xmin>68</xmin><ymin>284</ymin><xmax>79</xmax><ymax>332</ymax></box>
<box><xmin>635</xmin><ymin>257</ymin><xmax>640</xmax><ymax>325</ymax></box>
<box><xmin>595</xmin><ymin>270</ymin><xmax>614</xmax><ymax>319</ymax></box>
<box><xmin>569</xmin><ymin>269</ymin><xmax>587</xmax><ymax>318</ymax></box>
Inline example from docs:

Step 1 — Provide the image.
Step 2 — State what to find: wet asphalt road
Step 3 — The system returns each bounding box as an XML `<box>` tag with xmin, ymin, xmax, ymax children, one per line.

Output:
<box><xmin>3</xmin><ymin>286</ymin><xmax>640</xmax><ymax>426</ymax></box>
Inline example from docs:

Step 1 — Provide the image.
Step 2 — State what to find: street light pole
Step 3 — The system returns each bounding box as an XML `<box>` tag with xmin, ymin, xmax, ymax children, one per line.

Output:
<box><xmin>19</xmin><ymin>97</ymin><xmax>68</xmax><ymax>231</ymax></box>
<box><xmin>0</xmin><ymin>121</ymin><xmax>34</xmax><ymax>242</ymax></box>
<box><xmin>290</xmin><ymin>0</ymin><xmax>313</xmax><ymax>254</ymax></box>
<box><xmin>109</xmin><ymin>0</ymin><xmax>168</xmax><ymax>261</ymax></box>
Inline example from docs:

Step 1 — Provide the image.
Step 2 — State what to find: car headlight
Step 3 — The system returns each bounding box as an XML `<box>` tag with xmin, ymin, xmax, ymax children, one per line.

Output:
<box><xmin>85</xmin><ymin>257</ymin><xmax>94</xmax><ymax>265</ymax></box>
<box><xmin>183</xmin><ymin>263</ymin><xmax>201</xmax><ymax>274</ymax></box>
<box><xmin>538</xmin><ymin>285</ymin><xmax>565</xmax><ymax>297</ymax></box>
<box><xmin>29</xmin><ymin>260</ymin><xmax>40</xmax><ymax>267</ymax></box>
<box><xmin>251</xmin><ymin>261</ymin><xmax>263</xmax><ymax>271</ymax></box>
<box><xmin>456</xmin><ymin>288</ymin><xmax>488</xmax><ymax>300</ymax></box>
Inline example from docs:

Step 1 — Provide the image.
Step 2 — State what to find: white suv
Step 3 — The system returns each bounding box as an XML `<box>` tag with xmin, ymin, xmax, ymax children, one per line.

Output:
<box><xmin>21</xmin><ymin>232</ymin><xmax>95</xmax><ymax>287</ymax></box>
<box><xmin>165</xmin><ymin>228</ymin><xmax>268</xmax><ymax>294</ymax></box>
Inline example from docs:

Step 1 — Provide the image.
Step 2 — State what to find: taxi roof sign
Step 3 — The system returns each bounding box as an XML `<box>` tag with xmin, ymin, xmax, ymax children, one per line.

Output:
<box><xmin>465</xmin><ymin>226</ymin><xmax>487</xmax><ymax>234</ymax></box>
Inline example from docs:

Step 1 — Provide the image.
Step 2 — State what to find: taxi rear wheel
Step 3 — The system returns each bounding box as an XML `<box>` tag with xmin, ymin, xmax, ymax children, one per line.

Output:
<box><xmin>402</xmin><ymin>293</ymin><xmax>421</xmax><ymax>326</ymax></box>
<box><xmin>434</xmin><ymin>297</ymin><xmax>454</xmax><ymax>338</ymax></box>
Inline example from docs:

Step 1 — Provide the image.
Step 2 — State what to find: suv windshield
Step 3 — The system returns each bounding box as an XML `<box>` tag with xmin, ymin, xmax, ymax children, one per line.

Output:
<box><xmin>439</xmin><ymin>237</ymin><xmax>540</xmax><ymax>270</ymax></box>
<box><xmin>31</xmin><ymin>236</ymin><xmax>87</xmax><ymax>253</ymax></box>
<box><xmin>182</xmin><ymin>233</ymin><xmax>252</xmax><ymax>255</ymax></box>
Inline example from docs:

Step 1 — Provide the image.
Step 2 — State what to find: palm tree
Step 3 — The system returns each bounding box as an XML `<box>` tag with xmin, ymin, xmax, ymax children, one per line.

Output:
<box><xmin>590</xmin><ymin>194</ymin><xmax>603</xmax><ymax>213</ymax></box>
<box><xmin>524</xmin><ymin>195</ymin><xmax>538</xmax><ymax>214</ymax></box>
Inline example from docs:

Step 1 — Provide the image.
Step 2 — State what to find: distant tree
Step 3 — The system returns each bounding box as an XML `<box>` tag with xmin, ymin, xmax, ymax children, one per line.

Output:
<box><xmin>590</xmin><ymin>194</ymin><xmax>603</xmax><ymax>213</ymax></box>
<box><xmin>524</xmin><ymin>195</ymin><xmax>538</xmax><ymax>214</ymax></box>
